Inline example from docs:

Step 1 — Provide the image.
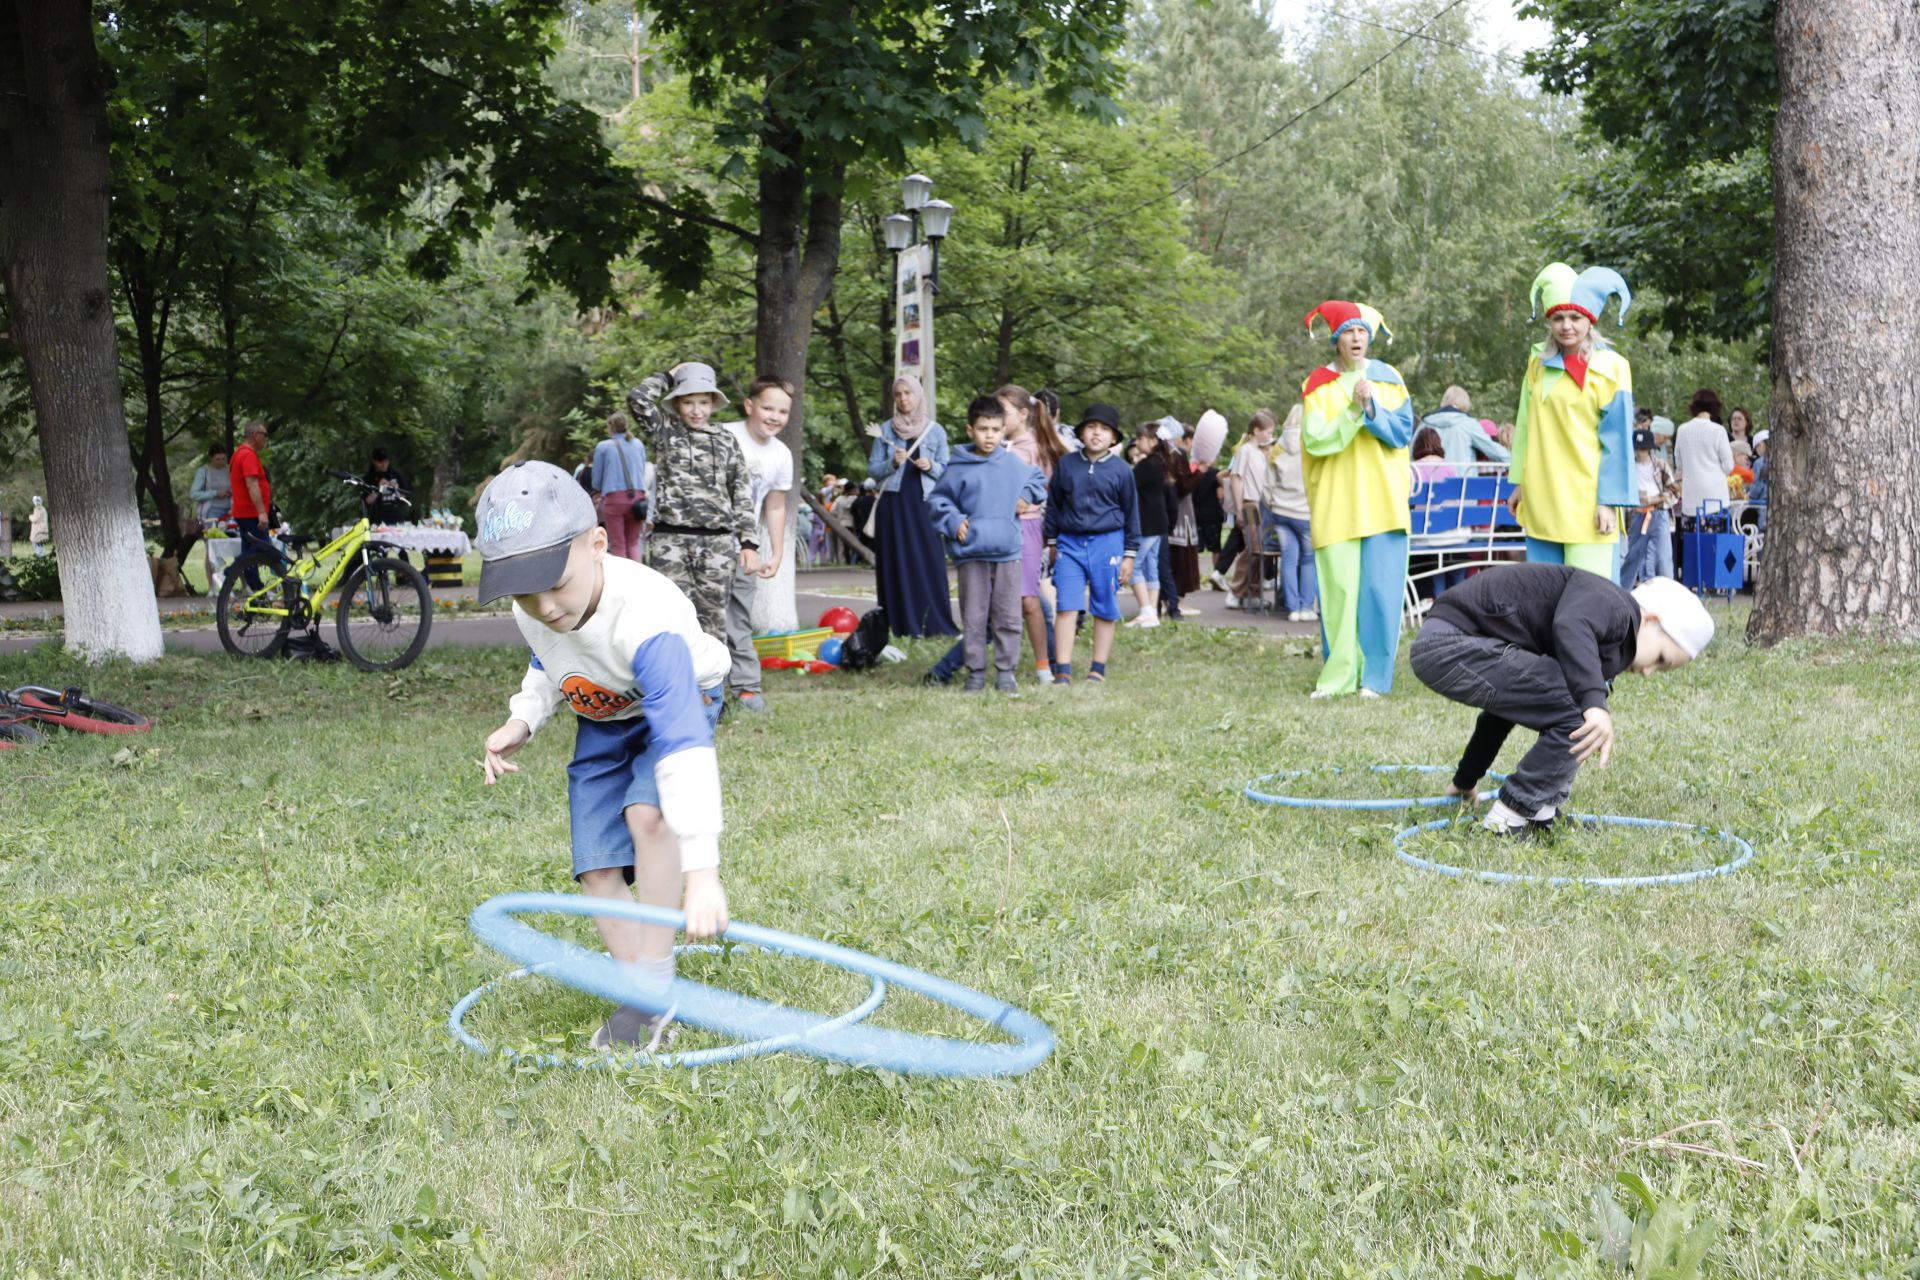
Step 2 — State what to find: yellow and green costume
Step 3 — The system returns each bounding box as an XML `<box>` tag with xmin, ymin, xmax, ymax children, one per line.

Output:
<box><xmin>1301</xmin><ymin>301</ymin><xmax>1413</xmax><ymax>696</ymax></box>
<box><xmin>1512</xmin><ymin>263</ymin><xmax>1637</xmax><ymax>581</ymax></box>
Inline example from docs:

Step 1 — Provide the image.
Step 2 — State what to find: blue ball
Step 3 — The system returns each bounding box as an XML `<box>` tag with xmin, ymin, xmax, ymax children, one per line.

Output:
<box><xmin>818</xmin><ymin>637</ymin><xmax>845</xmax><ymax>666</ymax></box>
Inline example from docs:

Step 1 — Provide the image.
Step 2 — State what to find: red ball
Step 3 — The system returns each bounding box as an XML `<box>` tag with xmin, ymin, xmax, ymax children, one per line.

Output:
<box><xmin>818</xmin><ymin>606</ymin><xmax>859</xmax><ymax>634</ymax></box>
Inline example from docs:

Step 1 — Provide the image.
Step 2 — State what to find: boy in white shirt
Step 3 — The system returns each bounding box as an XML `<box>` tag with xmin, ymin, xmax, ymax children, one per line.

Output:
<box><xmin>477</xmin><ymin>461</ymin><xmax>731</xmax><ymax>1053</ymax></box>
<box><xmin>720</xmin><ymin>377</ymin><xmax>796</xmax><ymax>714</ymax></box>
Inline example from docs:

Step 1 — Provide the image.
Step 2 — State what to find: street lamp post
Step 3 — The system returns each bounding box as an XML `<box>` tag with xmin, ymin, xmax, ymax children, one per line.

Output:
<box><xmin>882</xmin><ymin>175</ymin><xmax>953</xmax><ymax>422</ymax></box>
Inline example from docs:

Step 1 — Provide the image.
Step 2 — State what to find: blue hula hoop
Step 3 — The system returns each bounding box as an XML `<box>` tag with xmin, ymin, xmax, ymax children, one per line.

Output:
<box><xmin>1243</xmin><ymin>764</ymin><xmax>1505</xmax><ymax>811</ymax></box>
<box><xmin>449</xmin><ymin>945</ymin><xmax>887</xmax><ymax>1071</ymax></box>
<box><xmin>459</xmin><ymin>893</ymin><xmax>1056</xmax><ymax>1077</ymax></box>
<box><xmin>1392</xmin><ymin>813</ymin><xmax>1756</xmax><ymax>888</ymax></box>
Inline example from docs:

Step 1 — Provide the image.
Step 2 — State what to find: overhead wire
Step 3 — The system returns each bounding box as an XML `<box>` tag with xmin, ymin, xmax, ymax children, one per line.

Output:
<box><xmin>1052</xmin><ymin>0</ymin><xmax>1475</xmax><ymax>249</ymax></box>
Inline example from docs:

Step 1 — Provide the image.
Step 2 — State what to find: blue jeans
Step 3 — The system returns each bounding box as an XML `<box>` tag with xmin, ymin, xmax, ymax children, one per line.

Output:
<box><xmin>1274</xmin><ymin>514</ymin><xmax>1317</xmax><ymax>612</ymax></box>
<box><xmin>1650</xmin><ymin>508</ymin><xmax>1674</xmax><ymax>579</ymax></box>
<box><xmin>1622</xmin><ymin>508</ymin><xmax>1662</xmax><ymax>588</ymax></box>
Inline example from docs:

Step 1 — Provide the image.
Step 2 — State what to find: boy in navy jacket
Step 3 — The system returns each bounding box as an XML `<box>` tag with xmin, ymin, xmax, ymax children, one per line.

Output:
<box><xmin>929</xmin><ymin>395</ymin><xmax>1047</xmax><ymax>694</ymax></box>
<box><xmin>1042</xmin><ymin>403</ymin><xmax>1140</xmax><ymax>685</ymax></box>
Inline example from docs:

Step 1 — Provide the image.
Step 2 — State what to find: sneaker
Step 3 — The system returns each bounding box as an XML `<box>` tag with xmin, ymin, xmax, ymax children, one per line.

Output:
<box><xmin>1134</xmin><ymin>613</ymin><xmax>1159</xmax><ymax>629</ymax></box>
<box><xmin>1307</xmin><ymin>688</ymin><xmax>1342</xmax><ymax>700</ymax></box>
<box><xmin>963</xmin><ymin>675</ymin><xmax>987</xmax><ymax>693</ymax></box>
<box><xmin>995</xmin><ymin>674</ymin><xmax>1021</xmax><ymax>697</ymax></box>
<box><xmin>1301</xmin><ymin>606</ymin><xmax>1319</xmax><ymax>621</ymax></box>
<box><xmin>735</xmin><ymin>690</ymin><xmax>770</xmax><ymax>714</ymax></box>
<box><xmin>1530</xmin><ymin>811</ymin><xmax>1601</xmax><ymax>835</ymax></box>
<box><xmin>1209</xmin><ymin>570</ymin><xmax>1232</xmax><ymax>592</ymax></box>
<box><xmin>1224</xmin><ymin>593</ymin><xmax>1240</xmax><ymax>610</ymax></box>
<box><xmin>1034</xmin><ymin>664</ymin><xmax>1054</xmax><ymax>685</ymax></box>
<box><xmin>591</xmin><ymin>1006</ymin><xmax>679</xmax><ymax>1055</ymax></box>
<box><xmin>1358</xmin><ymin>688</ymin><xmax>1382</xmax><ymax>699</ymax></box>
<box><xmin>1479</xmin><ymin>799</ymin><xmax>1533</xmax><ymax>838</ymax></box>
<box><xmin>921</xmin><ymin>671</ymin><xmax>951</xmax><ymax>688</ymax></box>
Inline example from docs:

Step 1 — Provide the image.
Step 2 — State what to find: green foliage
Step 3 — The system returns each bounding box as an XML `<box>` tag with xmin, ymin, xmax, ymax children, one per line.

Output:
<box><xmin>1131</xmin><ymin>0</ymin><xmax>1582</xmax><ymax>414</ymax></box>
<box><xmin>1521</xmin><ymin>0</ymin><xmax>1777</xmax><ymax>339</ymax></box>
<box><xmin>0</xmin><ymin>548</ymin><xmax>59</xmax><ymax>602</ymax></box>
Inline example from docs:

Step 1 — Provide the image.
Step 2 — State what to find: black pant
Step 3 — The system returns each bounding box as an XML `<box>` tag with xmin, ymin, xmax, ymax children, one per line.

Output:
<box><xmin>1214</xmin><ymin>524</ymin><xmax>1242</xmax><ymax>576</ymax></box>
<box><xmin>1159</xmin><ymin>537</ymin><xmax>1181</xmax><ymax>616</ymax></box>
<box><xmin>1198</xmin><ymin>522</ymin><xmax>1223</xmax><ymax>555</ymax></box>
<box><xmin>235</xmin><ymin>517</ymin><xmax>280</xmax><ymax>589</ymax></box>
<box><xmin>1409</xmin><ymin>622</ymin><xmax>1587</xmax><ymax>816</ymax></box>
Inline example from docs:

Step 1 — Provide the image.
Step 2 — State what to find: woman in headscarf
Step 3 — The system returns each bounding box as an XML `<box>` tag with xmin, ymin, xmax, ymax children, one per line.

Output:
<box><xmin>1300</xmin><ymin>301</ymin><xmax>1414</xmax><ymax>697</ymax></box>
<box><xmin>1509</xmin><ymin>263</ymin><xmax>1636</xmax><ymax>581</ymax></box>
<box><xmin>867</xmin><ymin>375</ymin><xmax>958</xmax><ymax>637</ymax></box>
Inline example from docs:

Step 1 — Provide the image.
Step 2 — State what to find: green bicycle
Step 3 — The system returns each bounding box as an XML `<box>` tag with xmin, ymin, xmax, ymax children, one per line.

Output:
<box><xmin>215</xmin><ymin>470</ymin><xmax>435</xmax><ymax>670</ymax></box>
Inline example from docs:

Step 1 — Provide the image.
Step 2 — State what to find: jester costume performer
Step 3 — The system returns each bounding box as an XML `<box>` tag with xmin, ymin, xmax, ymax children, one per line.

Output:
<box><xmin>1300</xmin><ymin>301</ymin><xmax>1414</xmax><ymax>697</ymax></box>
<box><xmin>1511</xmin><ymin>264</ymin><xmax>1637</xmax><ymax>581</ymax></box>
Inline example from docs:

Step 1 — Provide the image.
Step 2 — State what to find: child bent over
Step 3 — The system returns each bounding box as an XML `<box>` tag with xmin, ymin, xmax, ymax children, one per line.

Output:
<box><xmin>927</xmin><ymin>395</ymin><xmax>1047</xmax><ymax>694</ymax></box>
<box><xmin>1409</xmin><ymin>565</ymin><xmax>1713</xmax><ymax>836</ymax></box>
<box><xmin>476</xmin><ymin>461</ymin><xmax>733</xmax><ymax>1052</ymax></box>
<box><xmin>1043</xmin><ymin>402</ymin><xmax>1140</xmax><ymax>686</ymax></box>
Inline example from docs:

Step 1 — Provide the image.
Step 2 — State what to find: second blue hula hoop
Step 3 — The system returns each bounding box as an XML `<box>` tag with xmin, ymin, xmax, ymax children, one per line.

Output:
<box><xmin>450</xmin><ymin>946</ymin><xmax>887</xmax><ymax>1071</ymax></box>
<box><xmin>1392</xmin><ymin>813</ymin><xmax>1757</xmax><ymax>888</ymax></box>
<box><xmin>1244</xmin><ymin>764</ymin><xmax>1505</xmax><ymax>811</ymax></box>
<box><xmin>457</xmin><ymin>893</ymin><xmax>1055</xmax><ymax>1077</ymax></box>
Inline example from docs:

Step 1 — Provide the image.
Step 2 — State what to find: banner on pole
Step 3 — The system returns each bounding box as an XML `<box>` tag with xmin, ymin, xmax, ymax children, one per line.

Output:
<box><xmin>894</xmin><ymin>243</ymin><xmax>935</xmax><ymax>419</ymax></box>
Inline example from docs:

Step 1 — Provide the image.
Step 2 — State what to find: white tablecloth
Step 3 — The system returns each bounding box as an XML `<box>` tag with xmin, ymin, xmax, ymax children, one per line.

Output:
<box><xmin>332</xmin><ymin>525</ymin><xmax>472</xmax><ymax>556</ymax></box>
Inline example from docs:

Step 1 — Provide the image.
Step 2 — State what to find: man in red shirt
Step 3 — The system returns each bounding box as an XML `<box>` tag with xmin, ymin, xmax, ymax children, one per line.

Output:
<box><xmin>229</xmin><ymin>420</ymin><xmax>276</xmax><ymax>582</ymax></box>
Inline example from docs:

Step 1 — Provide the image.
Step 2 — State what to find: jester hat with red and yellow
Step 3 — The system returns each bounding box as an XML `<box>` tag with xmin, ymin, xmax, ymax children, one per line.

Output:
<box><xmin>1304</xmin><ymin>300</ymin><xmax>1392</xmax><ymax>347</ymax></box>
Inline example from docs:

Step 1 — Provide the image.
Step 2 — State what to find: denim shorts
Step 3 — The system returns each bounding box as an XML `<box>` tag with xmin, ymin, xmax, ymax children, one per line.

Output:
<box><xmin>566</xmin><ymin>689</ymin><xmax>723</xmax><ymax>882</ymax></box>
<box><xmin>1053</xmin><ymin>530</ymin><xmax>1125</xmax><ymax>620</ymax></box>
<box><xmin>1134</xmin><ymin>534</ymin><xmax>1163</xmax><ymax>587</ymax></box>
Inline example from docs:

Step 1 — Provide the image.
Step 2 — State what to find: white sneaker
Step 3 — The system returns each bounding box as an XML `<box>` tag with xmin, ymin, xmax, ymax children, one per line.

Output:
<box><xmin>1358</xmin><ymin>688</ymin><xmax>1381</xmax><ymax>698</ymax></box>
<box><xmin>1134</xmin><ymin>613</ymin><xmax>1159</xmax><ymax>629</ymax></box>
<box><xmin>1209</xmin><ymin>571</ymin><xmax>1232</xmax><ymax>592</ymax></box>
<box><xmin>1308</xmin><ymin>688</ymin><xmax>1339</xmax><ymax>700</ymax></box>
<box><xmin>1303</xmin><ymin>607</ymin><xmax>1319</xmax><ymax>621</ymax></box>
<box><xmin>1224</xmin><ymin>593</ymin><xmax>1240</xmax><ymax>610</ymax></box>
<box><xmin>1286</xmin><ymin>609</ymin><xmax>1303</xmax><ymax>621</ymax></box>
<box><xmin>1479</xmin><ymin>799</ymin><xmax>1531</xmax><ymax>835</ymax></box>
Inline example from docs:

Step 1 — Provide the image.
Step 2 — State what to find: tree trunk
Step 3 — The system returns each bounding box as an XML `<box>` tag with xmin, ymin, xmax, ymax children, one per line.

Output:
<box><xmin>754</xmin><ymin>137</ymin><xmax>843</xmax><ymax>620</ymax></box>
<box><xmin>0</xmin><ymin>1</ymin><xmax>163</xmax><ymax>661</ymax></box>
<box><xmin>1753</xmin><ymin>0</ymin><xmax>1920</xmax><ymax>642</ymax></box>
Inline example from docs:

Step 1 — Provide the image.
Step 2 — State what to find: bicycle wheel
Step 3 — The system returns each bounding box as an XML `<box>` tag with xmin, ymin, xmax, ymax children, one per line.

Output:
<box><xmin>11</xmin><ymin>686</ymin><xmax>152</xmax><ymax>734</ymax></box>
<box><xmin>0</xmin><ymin>704</ymin><xmax>46</xmax><ymax>748</ymax></box>
<box><xmin>216</xmin><ymin>552</ymin><xmax>297</xmax><ymax>658</ymax></box>
<box><xmin>336</xmin><ymin>556</ymin><xmax>433</xmax><ymax>671</ymax></box>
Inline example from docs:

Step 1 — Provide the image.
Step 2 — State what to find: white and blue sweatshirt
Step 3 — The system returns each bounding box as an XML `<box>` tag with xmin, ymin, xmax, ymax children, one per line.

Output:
<box><xmin>1042</xmin><ymin>449</ymin><xmax>1141</xmax><ymax>554</ymax></box>
<box><xmin>506</xmin><ymin>556</ymin><xmax>732</xmax><ymax>870</ymax></box>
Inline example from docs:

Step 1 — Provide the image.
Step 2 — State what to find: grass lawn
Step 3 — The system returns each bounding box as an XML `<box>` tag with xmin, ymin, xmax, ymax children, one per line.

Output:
<box><xmin>1</xmin><ymin>618</ymin><xmax>1916</xmax><ymax>1278</ymax></box>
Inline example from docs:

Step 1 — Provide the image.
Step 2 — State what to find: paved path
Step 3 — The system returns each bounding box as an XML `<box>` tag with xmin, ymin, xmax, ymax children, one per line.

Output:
<box><xmin>1</xmin><ymin>567</ymin><xmax>1317</xmax><ymax>657</ymax></box>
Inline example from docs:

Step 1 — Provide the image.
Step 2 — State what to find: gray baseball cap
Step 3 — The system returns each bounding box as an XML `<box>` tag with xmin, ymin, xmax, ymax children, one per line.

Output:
<box><xmin>474</xmin><ymin>461</ymin><xmax>597</xmax><ymax>604</ymax></box>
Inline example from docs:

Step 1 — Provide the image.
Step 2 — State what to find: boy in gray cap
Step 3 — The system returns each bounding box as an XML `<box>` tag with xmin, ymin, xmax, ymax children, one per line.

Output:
<box><xmin>645</xmin><ymin>362</ymin><xmax>757</xmax><ymax>642</ymax></box>
<box><xmin>476</xmin><ymin>460</ymin><xmax>733</xmax><ymax>1053</ymax></box>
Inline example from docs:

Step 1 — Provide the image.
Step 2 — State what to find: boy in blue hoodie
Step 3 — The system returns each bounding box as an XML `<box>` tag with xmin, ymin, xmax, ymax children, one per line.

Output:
<box><xmin>1043</xmin><ymin>402</ymin><xmax>1140</xmax><ymax>685</ymax></box>
<box><xmin>929</xmin><ymin>395</ymin><xmax>1048</xmax><ymax>694</ymax></box>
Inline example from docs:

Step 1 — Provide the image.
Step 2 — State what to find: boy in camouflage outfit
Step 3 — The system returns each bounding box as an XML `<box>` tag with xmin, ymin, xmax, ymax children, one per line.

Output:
<box><xmin>639</xmin><ymin>363</ymin><xmax>758</xmax><ymax>640</ymax></box>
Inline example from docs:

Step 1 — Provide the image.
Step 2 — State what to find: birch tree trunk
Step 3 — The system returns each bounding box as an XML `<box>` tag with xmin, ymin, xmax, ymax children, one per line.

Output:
<box><xmin>1752</xmin><ymin>0</ymin><xmax>1920</xmax><ymax>642</ymax></box>
<box><xmin>0</xmin><ymin>1</ymin><xmax>162</xmax><ymax>661</ymax></box>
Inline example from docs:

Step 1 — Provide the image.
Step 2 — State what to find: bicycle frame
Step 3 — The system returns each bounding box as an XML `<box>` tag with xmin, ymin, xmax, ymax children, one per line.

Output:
<box><xmin>232</xmin><ymin>518</ymin><xmax>378</xmax><ymax>620</ymax></box>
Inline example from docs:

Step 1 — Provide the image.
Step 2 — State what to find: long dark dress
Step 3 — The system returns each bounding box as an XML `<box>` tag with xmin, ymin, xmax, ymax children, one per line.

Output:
<box><xmin>875</xmin><ymin>464</ymin><xmax>958</xmax><ymax>637</ymax></box>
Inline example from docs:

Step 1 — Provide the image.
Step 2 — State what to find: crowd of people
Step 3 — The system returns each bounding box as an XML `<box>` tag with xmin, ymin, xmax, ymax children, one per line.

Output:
<box><xmin>467</xmin><ymin>267</ymin><xmax>1728</xmax><ymax>1049</ymax></box>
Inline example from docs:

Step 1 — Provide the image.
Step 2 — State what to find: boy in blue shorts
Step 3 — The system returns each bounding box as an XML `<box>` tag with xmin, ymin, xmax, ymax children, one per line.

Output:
<box><xmin>476</xmin><ymin>461</ymin><xmax>732</xmax><ymax>1053</ymax></box>
<box><xmin>1043</xmin><ymin>402</ymin><xmax>1139</xmax><ymax>685</ymax></box>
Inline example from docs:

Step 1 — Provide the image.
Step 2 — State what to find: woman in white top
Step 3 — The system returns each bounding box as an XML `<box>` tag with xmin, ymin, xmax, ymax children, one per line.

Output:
<box><xmin>1673</xmin><ymin>388</ymin><xmax>1735</xmax><ymax>526</ymax></box>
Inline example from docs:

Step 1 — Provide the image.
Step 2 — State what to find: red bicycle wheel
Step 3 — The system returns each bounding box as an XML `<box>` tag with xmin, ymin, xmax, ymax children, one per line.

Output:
<box><xmin>0</xmin><ymin>709</ymin><xmax>46</xmax><ymax>748</ymax></box>
<box><xmin>11</xmin><ymin>686</ymin><xmax>152</xmax><ymax>734</ymax></box>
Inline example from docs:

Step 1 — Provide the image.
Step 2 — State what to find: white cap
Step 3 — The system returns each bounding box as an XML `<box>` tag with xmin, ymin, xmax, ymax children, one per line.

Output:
<box><xmin>1630</xmin><ymin>576</ymin><xmax>1715</xmax><ymax>658</ymax></box>
<box><xmin>1751</xmin><ymin>430</ymin><xmax>1769</xmax><ymax>446</ymax></box>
